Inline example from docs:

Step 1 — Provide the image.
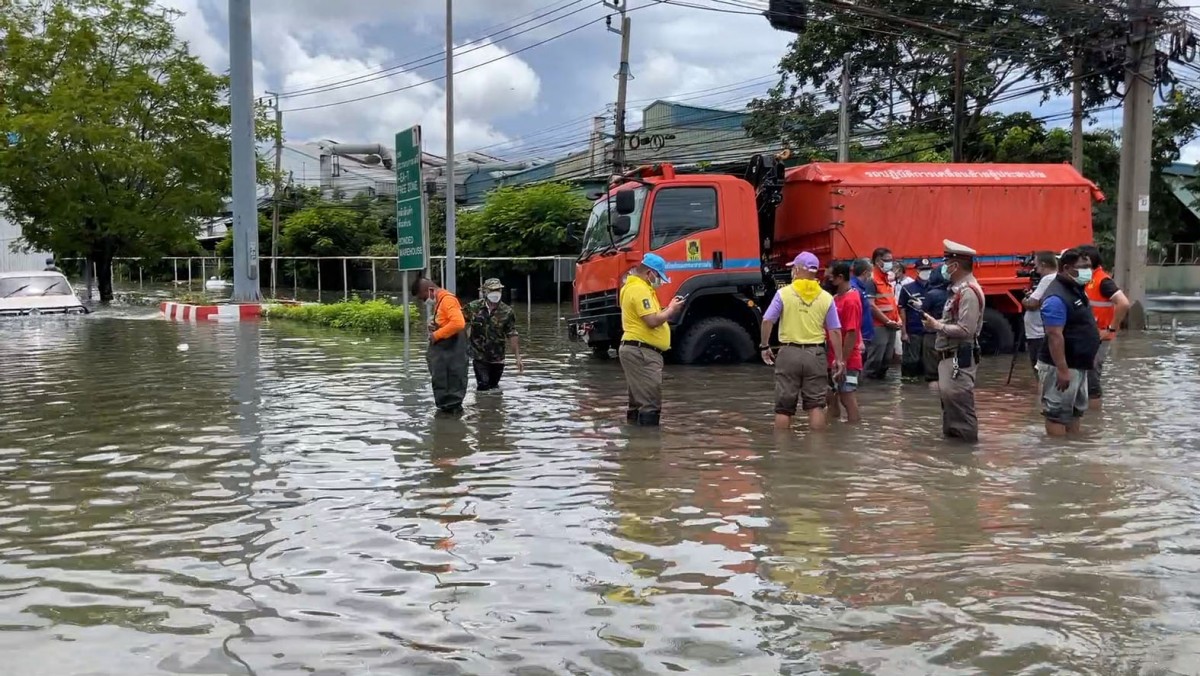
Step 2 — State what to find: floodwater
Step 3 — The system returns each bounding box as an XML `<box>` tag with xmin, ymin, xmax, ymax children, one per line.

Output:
<box><xmin>2</xmin><ymin>306</ymin><xmax>1200</xmax><ymax>676</ymax></box>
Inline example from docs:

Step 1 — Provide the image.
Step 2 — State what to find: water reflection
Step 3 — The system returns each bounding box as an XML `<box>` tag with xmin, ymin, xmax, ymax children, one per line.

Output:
<box><xmin>1</xmin><ymin>308</ymin><xmax>1199</xmax><ymax>674</ymax></box>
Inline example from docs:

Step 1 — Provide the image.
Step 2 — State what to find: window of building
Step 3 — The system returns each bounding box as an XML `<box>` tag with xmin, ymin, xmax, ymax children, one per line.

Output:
<box><xmin>649</xmin><ymin>187</ymin><xmax>718</xmax><ymax>250</ymax></box>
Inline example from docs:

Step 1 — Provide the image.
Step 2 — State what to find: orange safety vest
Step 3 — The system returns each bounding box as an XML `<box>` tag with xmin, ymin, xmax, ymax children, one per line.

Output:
<box><xmin>872</xmin><ymin>267</ymin><xmax>900</xmax><ymax>322</ymax></box>
<box><xmin>1085</xmin><ymin>267</ymin><xmax>1117</xmax><ymax>340</ymax></box>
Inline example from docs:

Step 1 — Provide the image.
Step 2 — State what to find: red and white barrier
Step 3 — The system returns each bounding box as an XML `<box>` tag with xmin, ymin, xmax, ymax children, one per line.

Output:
<box><xmin>160</xmin><ymin>302</ymin><xmax>262</xmax><ymax>322</ymax></box>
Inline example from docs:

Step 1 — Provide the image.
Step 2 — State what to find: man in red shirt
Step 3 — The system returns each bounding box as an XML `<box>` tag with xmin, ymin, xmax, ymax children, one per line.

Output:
<box><xmin>825</xmin><ymin>260</ymin><xmax>863</xmax><ymax>423</ymax></box>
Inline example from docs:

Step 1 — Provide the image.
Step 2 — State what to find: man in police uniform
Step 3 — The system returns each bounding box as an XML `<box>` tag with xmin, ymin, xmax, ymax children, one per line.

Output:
<box><xmin>921</xmin><ymin>240</ymin><xmax>985</xmax><ymax>442</ymax></box>
<box><xmin>619</xmin><ymin>253</ymin><xmax>683</xmax><ymax>426</ymax></box>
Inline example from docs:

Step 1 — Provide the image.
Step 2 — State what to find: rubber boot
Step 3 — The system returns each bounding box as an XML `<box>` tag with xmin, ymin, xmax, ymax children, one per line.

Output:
<box><xmin>636</xmin><ymin>411</ymin><xmax>661</xmax><ymax>427</ymax></box>
<box><xmin>626</xmin><ymin>408</ymin><xmax>638</xmax><ymax>424</ymax></box>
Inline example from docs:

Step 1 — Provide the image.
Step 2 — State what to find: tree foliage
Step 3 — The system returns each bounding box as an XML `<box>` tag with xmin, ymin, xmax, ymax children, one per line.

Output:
<box><xmin>0</xmin><ymin>0</ymin><xmax>265</xmax><ymax>301</ymax></box>
<box><xmin>746</xmin><ymin>0</ymin><xmax>1127</xmax><ymax>154</ymax></box>
<box><xmin>457</xmin><ymin>182</ymin><xmax>590</xmax><ymax>259</ymax></box>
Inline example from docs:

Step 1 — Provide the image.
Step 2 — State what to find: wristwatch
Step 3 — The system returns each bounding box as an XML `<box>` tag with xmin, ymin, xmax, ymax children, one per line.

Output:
<box><xmin>759</xmin><ymin>344</ymin><xmax>770</xmax><ymax>350</ymax></box>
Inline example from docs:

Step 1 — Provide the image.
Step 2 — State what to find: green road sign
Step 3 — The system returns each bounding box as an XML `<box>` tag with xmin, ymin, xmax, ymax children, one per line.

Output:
<box><xmin>395</xmin><ymin>126</ymin><xmax>428</xmax><ymax>272</ymax></box>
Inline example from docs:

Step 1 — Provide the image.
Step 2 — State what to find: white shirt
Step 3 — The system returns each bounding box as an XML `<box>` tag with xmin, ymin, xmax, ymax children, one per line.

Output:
<box><xmin>1023</xmin><ymin>274</ymin><xmax>1056</xmax><ymax>339</ymax></box>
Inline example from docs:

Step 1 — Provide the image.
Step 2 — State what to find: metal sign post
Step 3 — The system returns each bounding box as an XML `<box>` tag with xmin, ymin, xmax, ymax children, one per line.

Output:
<box><xmin>395</xmin><ymin>126</ymin><xmax>429</xmax><ymax>368</ymax></box>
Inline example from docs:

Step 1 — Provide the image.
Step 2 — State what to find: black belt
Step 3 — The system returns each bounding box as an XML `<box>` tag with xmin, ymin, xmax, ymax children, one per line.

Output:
<box><xmin>622</xmin><ymin>340</ymin><xmax>664</xmax><ymax>354</ymax></box>
<box><xmin>936</xmin><ymin>349</ymin><xmax>957</xmax><ymax>360</ymax></box>
<box><xmin>782</xmin><ymin>342</ymin><xmax>825</xmax><ymax>349</ymax></box>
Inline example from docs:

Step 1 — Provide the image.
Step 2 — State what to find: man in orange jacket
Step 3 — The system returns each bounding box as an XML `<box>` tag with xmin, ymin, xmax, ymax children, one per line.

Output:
<box><xmin>412</xmin><ymin>276</ymin><xmax>468</xmax><ymax>415</ymax></box>
<box><xmin>1077</xmin><ymin>245</ymin><xmax>1130</xmax><ymax>408</ymax></box>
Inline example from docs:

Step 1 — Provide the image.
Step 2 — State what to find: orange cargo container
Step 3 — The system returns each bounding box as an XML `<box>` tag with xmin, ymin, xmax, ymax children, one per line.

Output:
<box><xmin>773</xmin><ymin>162</ymin><xmax>1104</xmax><ymax>313</ymax></box>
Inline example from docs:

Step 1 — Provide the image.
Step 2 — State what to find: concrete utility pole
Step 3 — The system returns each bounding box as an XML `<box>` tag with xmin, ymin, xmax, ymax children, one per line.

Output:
<box><xmin>1071</xmin><ymin>53</ymin><xmax>1084</xmax><ymax>173</ymax></box>
<box><xmin>444</xmin><ymin>0</ymin><xmax>457</xmax><ymax>295</ymax></box>
<box><xmin>951</xmin><ymin>45</ymin><xmax>966</xmax><ymax>163</ymax></box>
<box><xmin>264</xmin><ymin>92</ymin><xmax>283</xmax><ymax>299</ymax></box>
<box><xmin>837</xmin><ymin>55</ymin><xmax>851</xmax><ymax>162</ymax></box>
<box><xmin>607</xmin><ymin>0</ymin><xmax>632</xmax><ymax>172</ymax></box>
<box><xmin>1114</xmin><ymin>0</ymin><xmax>1156</xmax><ymax>329</ymax></box>
<box><xmin>228</xmin><ymin>0</ymin><xmax>260</xmax><ymax>302</ymax></box>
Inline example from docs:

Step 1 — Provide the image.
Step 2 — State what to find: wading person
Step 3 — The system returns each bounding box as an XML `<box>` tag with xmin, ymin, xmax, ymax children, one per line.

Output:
<box><xmin>1021</xmin><ymin>251</ymin><xmax>1059</xmax><ymax>372</ymax></box>
<box><xmin>412</xmin><ymin>276</ymin><xmax>468</xmax><ymax>415</ymax></box>
<box><xmin>898</xmin><ymin>258</ymin><xmax>933</xmax><ymax>379</ymax></box>
<box><xmin>464</xmin><ymin>278</ymin><xmax>523</xmax><ymax>392</ymax></box>
<box><xmin>865</xmin><ymin>248</ymin><xmax>902</xmax><ymax>380</ymax></box>
<box><xmin>761</xmin><ymin>252</ymin><xmax>845</xmax><ymax>431</ymax></box>
<box><xmin>1076</xmin><ymin>244</ymin><xmax>1130</xmax><ymax>408</ymax></box>
<box><xmin>619</xmin><ymin>253</ymin><xmax>683</xmax><ymax>426</ymax></box>
<box><xmin>921</xmin><ymin>240</ymin><xmax>985</xmax><ymax>442</ymax></box>
<box><xmin>43</xmin><ymin>257</ymin><xmax>61</xmax><ymax>273</ymax></box>
<box><xmin>824</xmin><ymin>260</ymin><xmax>862</xmax><ymax>423</ymax></box>
<box><xmin>1036</xmin><ymin>248</ymin><xmax>1101</xmax><ymax>436</ymax></box>
<box><xmin>850</xmin><ymin>258</ymin><xmax>876</xmax><ymax>356</ymax></box>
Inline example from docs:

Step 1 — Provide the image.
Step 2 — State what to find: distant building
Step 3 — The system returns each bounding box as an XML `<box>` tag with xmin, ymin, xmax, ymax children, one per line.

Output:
<box><xmin>461</xmin><ymin>100</ymin><xmax>782</xmax><ymax>205</ymax></box>
<box><xmin>0</xmin><ymin>211</ymin><xmax>51</xmax><ymax>273</ymax></box>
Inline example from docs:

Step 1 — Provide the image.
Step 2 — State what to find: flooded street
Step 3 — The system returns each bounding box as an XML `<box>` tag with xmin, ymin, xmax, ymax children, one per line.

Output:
<box><xmin>3</xmin><ymin>306</ymin><xmax>1200</xmax><ymax>675</ymax></box>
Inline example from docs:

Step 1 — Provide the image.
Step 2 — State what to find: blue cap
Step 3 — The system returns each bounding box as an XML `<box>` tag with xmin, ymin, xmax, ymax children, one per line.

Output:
<box><xmin>641</xmin><ymin>253</ymin><xmax>670</xmax><ymax>283</ymax></box>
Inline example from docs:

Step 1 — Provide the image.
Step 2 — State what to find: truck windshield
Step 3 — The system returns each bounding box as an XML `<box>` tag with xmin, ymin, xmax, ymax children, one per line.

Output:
<box><xmin>580</xmin><ymin>186</ymin><xmax>646</xmax><ymax>258</ymax></box>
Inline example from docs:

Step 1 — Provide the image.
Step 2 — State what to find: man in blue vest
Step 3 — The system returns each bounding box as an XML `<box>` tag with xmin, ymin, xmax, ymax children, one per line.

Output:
<box><xmin>1036</xmin><ymin>248</ymin><xmax>1102</xmax><ymax>437</ymax></box>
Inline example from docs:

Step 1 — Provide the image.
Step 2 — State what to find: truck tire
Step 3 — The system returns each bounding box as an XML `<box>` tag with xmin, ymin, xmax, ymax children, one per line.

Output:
<box><xmin>979</xmin><ymin>308</ymin><xmax>1015</xmax><ymax>356</ymax></box>
<box><xmin>676</xmin><ymin>317</ymin><xmax>757</xmax><ymax>365</ymax></box>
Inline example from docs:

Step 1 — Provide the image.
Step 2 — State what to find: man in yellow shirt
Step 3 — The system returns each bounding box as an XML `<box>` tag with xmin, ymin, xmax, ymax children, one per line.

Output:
<box><xmin>760</xmin><ymin>252</ymin><xmax>845</xmax><ymax>431</ymax></box>
<box><xmin>619</xmin><ymin>253</ymin><xmax>683</xmax><ymax>426</ymax></box>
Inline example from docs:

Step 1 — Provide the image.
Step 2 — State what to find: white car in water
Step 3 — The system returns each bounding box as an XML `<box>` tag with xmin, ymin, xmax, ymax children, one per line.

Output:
<box><xmin>0</xmin><ymin>271</ymin><xmax>88</xmax><ymax>317</ymax></box>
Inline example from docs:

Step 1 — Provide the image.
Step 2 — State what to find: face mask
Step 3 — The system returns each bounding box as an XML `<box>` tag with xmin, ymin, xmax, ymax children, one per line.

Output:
<box><xmin>882</xmin><ymin>261</ymin><xmax>894</xmax><ymax>273</ymax></box>
<box><xmin>918</xmin><ymin>270</ymin><xmax>931</xmax><ymax>282</ymax></box>
<box><xmin>1075</xmin><ymin>268</ymin><xmax>1093</xmax><ymax>284</ymax></box>
<box><xmin>821</xmin><ymin>280</ymin><xmax>838</xmax><ymax>294</ymax></box>
<box><xmin>486</xmin><ymin>292</ymin><xmax>502</xmax><ymax>303</ymax></box>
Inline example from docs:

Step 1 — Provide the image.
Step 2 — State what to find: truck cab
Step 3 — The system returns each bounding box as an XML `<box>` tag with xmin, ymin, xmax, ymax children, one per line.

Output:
<box><xmin>569</xmin><ymin>163</ymin><xmax>771</xmax><ymax>364</ymax></box>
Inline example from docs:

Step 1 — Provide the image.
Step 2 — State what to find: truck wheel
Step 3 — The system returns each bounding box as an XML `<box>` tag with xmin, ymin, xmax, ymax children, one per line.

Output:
<box><xmin>591</xmin><ymin>344</ymin><xmax>613</xmax><ymax>360</ymax></box>
<box><xmin>676</xmin><ymin>317</ymin><xmax>756</xmax><ymax>365</ymax></box>
<box><xmin>979</xmin><ymin>308</ymin><xmax>1015</xmax><ymax>355</ymax></box>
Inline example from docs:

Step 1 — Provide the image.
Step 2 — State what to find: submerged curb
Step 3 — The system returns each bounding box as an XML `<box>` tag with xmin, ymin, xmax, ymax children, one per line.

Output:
<box><xmin>160</xmin><ymin>301</ymin><xmax>262</xmax><ymax>322</ymax></box>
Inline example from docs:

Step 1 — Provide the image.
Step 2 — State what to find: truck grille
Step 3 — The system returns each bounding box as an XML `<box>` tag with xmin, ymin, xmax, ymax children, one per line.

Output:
<box><xmin>577</xmin><ymin>290</ymin><xmax>618</xmax><ymax>318</ymax></box>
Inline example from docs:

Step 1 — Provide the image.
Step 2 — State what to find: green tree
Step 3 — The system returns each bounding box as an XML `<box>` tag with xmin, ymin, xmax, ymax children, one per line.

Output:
<box><xmin>0</xmin><ymin>0</ymin><xmax>261</xmax><ymax>301</ymax></box>
<box><xmin>457</xmin><ymin>182</ymin><xmax>590</xmax><ymax>260</ymax></box>
<box><xmin>745</xmin><ymin>1</ymin><xmax>1119</xmax><ymax>154</ymax></box>
<box><xmin>280</xmin><ymin>205</ymin><xmax>385</xmax><ymax>256</ymax></box>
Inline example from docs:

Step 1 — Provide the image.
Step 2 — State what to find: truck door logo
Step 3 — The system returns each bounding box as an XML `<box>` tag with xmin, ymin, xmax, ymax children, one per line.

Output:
<box><xmin>686</xmin><ymin>239</ymin><xmax>702</xmax><ymax>262</ymax></box>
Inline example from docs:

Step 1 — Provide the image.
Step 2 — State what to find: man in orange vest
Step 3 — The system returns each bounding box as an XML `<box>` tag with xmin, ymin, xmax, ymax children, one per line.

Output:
<box><xmin>865</xmin><ymin>247</ymin><xmax>903</xmax><ymax>380</ymax></box>
<box><xmin>1077</xmin><ymin>245</ymin><xmax>1130</xmax><ymax>408</ymax></box>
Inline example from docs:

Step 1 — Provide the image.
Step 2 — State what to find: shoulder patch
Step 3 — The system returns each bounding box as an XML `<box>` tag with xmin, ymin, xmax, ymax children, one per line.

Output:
<box><xmin>642</xmin><ymin>298</ymin><xmax>652</xmax><ymax>310</ymax></box>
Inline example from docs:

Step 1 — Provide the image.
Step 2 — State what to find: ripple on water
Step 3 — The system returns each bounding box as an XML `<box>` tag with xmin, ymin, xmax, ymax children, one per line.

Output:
<box><xmin>1</xmin><ymin>311</ymin><xmax>1200</xmax><ymax>674</ymax></box>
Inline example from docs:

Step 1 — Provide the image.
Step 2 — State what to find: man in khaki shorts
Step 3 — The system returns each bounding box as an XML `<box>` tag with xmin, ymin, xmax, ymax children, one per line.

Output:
<box><xmin>618</xmin><ymin>253</ymin><xmax>683</xmax><ymax>426</ymax></box>
<box><xmin>760</xmin><ymin>252</ymin><xmax>845</xmax><ymax>431</ymax></box>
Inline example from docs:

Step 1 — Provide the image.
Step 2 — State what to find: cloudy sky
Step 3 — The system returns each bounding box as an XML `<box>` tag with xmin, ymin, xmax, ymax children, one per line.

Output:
<box><xmin>159</xmin><ymin>0</ymin><xmax>1186</xmax><ymax>164</ymax></box>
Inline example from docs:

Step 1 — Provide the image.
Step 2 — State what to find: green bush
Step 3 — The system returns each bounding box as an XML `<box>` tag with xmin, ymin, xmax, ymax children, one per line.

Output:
<box><xmin>263</xmin><ymin>297</ymin><xmax>419</xmax><ymax>333</ymax></box>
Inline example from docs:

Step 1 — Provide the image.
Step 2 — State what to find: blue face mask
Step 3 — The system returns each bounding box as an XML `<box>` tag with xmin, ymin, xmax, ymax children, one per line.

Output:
<box><xmin>1076</xmin><ymin>268</ymin><xmax>1093</xmax><ymax>284</ymax></box>
<box><xmin>940</xmin><ymin>264</ymin><xmax>950</xmax><ymax>279</ymax></box>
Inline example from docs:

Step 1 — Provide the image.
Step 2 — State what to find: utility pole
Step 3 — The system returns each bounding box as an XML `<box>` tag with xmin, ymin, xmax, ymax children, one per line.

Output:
<box><xmin>838</xmin><ymin>55</ymin><xmax>851</xmax><ymax>162</ymax></box>
<box><xmin>228</xmin><ymin>0</ymin><xmax>260</xmax><ymax>302</ymax></box>
<box><xmin>607</xmin><ymin>0</ymin><xmax>631</xmax><ymax>172</ymax></box>
<box><xmin>952</xmin><ymin>45</ymin><xmax>966</xmax><ymax>163</ymax></box>
<box><xmin>264</xmin><ymin>92</ymin><xmax>282</xmax><ymax>299</ymax></box>
<box><xmin>444</xmin><ymin>0</ymin><xmax>457</xmax><ymax>294</ymax></box>
<box><xmin>1114</xmin><ymin>0</ymin><xmax>1156</xmax><ymax>329</ymax></box>
<box><xmin>1071</xmin><ymin>52</ymin><xmax>1084</xmax><ymax>173</ymax></box>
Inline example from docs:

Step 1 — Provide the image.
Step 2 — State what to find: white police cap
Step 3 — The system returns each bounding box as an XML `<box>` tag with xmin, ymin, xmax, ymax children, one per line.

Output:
<box><xmin>943</xmin><ymin>239</ymin><xmax>977</xmax><ymax>258</ymax></box>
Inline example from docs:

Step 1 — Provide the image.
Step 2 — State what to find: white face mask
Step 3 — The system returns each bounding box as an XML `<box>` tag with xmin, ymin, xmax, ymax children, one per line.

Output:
<box><xmin>918</xmin><ymin>270</ymin><xmax>931</xmax><ymax>282</ymax></box>
<box><xmin>882</xmin><ymin>261</ymin><xmax>894</xmax><ymax>273</ymax></box>
<box><xmin>485</xmin><ymin>291</ymin><xmax>502</xmax><ymax>303</ymax></box>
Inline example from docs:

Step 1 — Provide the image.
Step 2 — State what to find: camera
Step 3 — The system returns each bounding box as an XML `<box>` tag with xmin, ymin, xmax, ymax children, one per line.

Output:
<box><xmin>1015</xmin><ymin>253</ymin><xmax>1041</xmax><ymax>285</ymax></box>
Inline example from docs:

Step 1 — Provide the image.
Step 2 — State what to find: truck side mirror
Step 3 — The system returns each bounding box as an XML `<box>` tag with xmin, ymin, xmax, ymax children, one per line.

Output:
<box><xmin>612</xmin><ymin>215</ymin><xmax>631</xmax><ymax>237</ymax></box>
<box><xmin>614</xmin><ymin>190</ymin><xmax>635</xmax><ymax>215</ymax></box>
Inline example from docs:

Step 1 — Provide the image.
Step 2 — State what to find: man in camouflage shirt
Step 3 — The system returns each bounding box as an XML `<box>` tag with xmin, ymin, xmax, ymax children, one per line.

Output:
<box><xmin>464</xmin><ymin>278</ymin><xmax>523</xmax><ymax>391</ymax></box>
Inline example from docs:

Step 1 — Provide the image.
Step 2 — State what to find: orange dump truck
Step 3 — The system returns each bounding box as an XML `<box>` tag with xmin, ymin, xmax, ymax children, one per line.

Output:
<box><xmin>569</xmin><ymin>158</ymin><xmax>1103</xmax><ymax>363</ymax></box>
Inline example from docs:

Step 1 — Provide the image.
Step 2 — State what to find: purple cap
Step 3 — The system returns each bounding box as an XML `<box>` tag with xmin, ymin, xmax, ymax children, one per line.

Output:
<box><xmin>786</xmin><ymin>252</ymin><xmax>820</xmax><ymax>272</ymax></box>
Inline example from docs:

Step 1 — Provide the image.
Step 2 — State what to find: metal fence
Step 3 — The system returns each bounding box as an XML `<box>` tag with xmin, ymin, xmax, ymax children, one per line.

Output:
<box><xmin>60</xmin><ymin>254</ymin><xmax>579</xmax><ymax>315</ymax></box>
<box><xmin>1148</xmin><ymin>243</ymin><xmax>1200</xmax><ymax>266</ymax></box>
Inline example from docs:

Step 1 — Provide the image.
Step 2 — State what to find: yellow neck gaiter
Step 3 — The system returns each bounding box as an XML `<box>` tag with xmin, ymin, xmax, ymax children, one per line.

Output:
<box><xmin>790</xmin><ymin>278</ymin><xmax>823</xmax><ymax>304</ymax></box>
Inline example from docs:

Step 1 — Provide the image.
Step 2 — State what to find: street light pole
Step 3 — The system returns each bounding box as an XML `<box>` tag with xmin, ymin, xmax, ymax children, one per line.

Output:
<box><xmin>444</xmin><ymin>0</ymin><xmax>457</xmax><ymax>295</ymax></box>
<box><xmin>228</xmin><ymin>0</ymin><xmax>260</xmax><ymax>302</ymax></box>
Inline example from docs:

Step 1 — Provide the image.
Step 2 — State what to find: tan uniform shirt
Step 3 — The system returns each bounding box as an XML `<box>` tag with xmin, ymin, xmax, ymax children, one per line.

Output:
<box><xmin>933</xmin><ymin>274</ymin><xmax>985</xmax><ymax>352</ymax></box>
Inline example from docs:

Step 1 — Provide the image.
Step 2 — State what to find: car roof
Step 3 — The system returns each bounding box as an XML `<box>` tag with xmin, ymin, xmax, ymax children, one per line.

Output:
<box><xmin>0</xmin><ymin>271</ymin><xmax>67</xmax><ymax>279</ymax></box>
